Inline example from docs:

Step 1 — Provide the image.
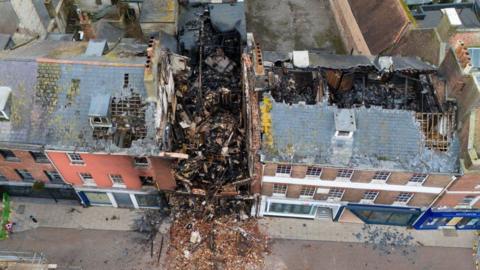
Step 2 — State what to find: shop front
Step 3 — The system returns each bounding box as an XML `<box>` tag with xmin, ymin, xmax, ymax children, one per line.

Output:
<box><xmin>346</xmin><ymin>204</ymin><xmax>422</xmax><ymax>226</ymax></box>
<box><xmin>413</xmin><ymin>208</ymin><xmax>480</xmax><ymax>230</ymax></box>
<box><xmin>259</xmin><ymin>196</ymin><xmax>343</xmax><ymax>220</ymax></box>
<box><xmin>77</xmin><ymin>187</ymin><xmax>163</xmax><ymax>209</ymax></box>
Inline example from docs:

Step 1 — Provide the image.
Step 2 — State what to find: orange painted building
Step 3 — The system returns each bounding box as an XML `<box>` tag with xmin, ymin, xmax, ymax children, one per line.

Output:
<box><xmin>46</xmin><ymin>151</ymin><xmax>176</xmax><ymax>208</ymax></box>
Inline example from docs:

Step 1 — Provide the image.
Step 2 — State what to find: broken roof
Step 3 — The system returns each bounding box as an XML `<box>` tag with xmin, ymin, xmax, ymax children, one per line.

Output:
<box><xmin>265</xmin><ymin>52</ymin><xmax>437</xmax><ymax>72</ymax></box>
<box><xmin>260</xmin><ymin>99</ymin><xmax>460</xmax><ymax>173</ymax></box>
<box><xmin>0</xmin><ymin>40</ymin><xmax>164</xmax><ymax>155</ymax></box>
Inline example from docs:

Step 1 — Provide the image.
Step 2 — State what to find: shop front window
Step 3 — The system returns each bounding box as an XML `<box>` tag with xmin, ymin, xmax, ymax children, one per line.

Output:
<box><xmin>135</xmin><ymin>194</ymin><xmax>161</xmax><ymax>208</ymax></box>
<box><xmin>268</xmin><ymin>202</ymin><xmax>315</xmax><ymax>216</ymax></box>
<box><xmin>83</xmin><ymin>191</ymin><xmax>112</xmax><ymax>205</ymax></box>
<box><xmin>349</xmin><ymin>206</ymin><xmax>419</xmax><ymax>226</ymax></box>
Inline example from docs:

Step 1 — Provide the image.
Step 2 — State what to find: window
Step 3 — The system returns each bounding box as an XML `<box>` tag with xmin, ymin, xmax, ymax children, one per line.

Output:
<box><xmin>0</xmin><ymin>149</ymin><xmax>19</xmax><ymax>162</ymax></box>
<box><xmin>30</xmin><ymin>151</ymin><xmax>50</xmax><ymax>163</ymax></box>
<box><xmin>337</xmin><ymin>169</ymin><xmax>354</xmax><ymax>179</ymax></box>
<box><xmin>458</xmin><ymin>196</ymin><xmax>478</xmax><ymax>208</ymax></box>
<box><xmin>409</xmin><ymin>173</ymin><xmax>428</xmax><ymax>184</ymax></box>
<box><xmin>79</xmin><ymin>172</ymin><xmax>95</xmax><ymax>185</ymax></box>
<box><xmin>327</xmin><ymin>188</ymin><xmax>345</xmax><ymax>200</ymax></box>
<box><xmin>83</xmin><ymin>191</ymin><xmax>111</xmax><ymax>205</ymax></box>
<box><xmin>362</xmin><ymin>191</ymin><xmax>379</xmax><ymax>202</ymax></box>
<box><xmin>15</xmin><ymin>169</ymin><xmax>34</xmax><ymax>182</ymax></box>
<box><xmin>0</xmin><ymin>172</ymin><xmax>6</xmax><ymax>181</ymax></box>
<box><xmin>134</xmin><ymin>157</ymin><xmax>149</xmax><ymax>168</ymax></box>
<box><xmin>268</xmin><ymin>203</ymin><xmax>315</xmax><ymax>216</ymax></box>
<box><xmin>67</xmin><ymin>153</ymin><xmax>84</xmax><ymax>164</ymax></box>
<box><xmin>306</xmin><ymin>166</ymin><xmax>322</xmax><ymax>177</ymax></box>
<box><xmin>272</xmin><ymin>183</ymin><xmax>288</xmax><ymax>195</ymax></box>
<box><xmin>44</xmin><ymin>170</ymin><xmax>63</xmax><ymax>184</ymax></box>
<box><xmin>394</xmin><ymin>192</ymin><xmax>413</xmax><ymax>204</ymax></box>
<box><xmin>276</xmin><ymin>165</ymin><xmax>292</xmax><ymax>176</ymax></box>
<box><xmin>109</xmin><ymin>174</ymin><xmax>125</xmax><ymax>186</ymax></box>
<box><xmin>300</xmin><ymin>186</ymin><xmax>316</xmax><ymax>197</ymax></box>
<box><xmin>335</xmin><ymin>130</ymin><xmax>352</xmax><ymax>137</ymax></box>
<box><xmin>372</xmin><ymin>171</ymin><xmax>390</xmax><ymax>182</ymax></box>
<box><xmin>135</xmin><ymin>194</ymin><xmax>161</xmax><ymax>208</ymax></box>
<box><xmin>140</xmin><ymin>176</ymin><xmax>154</xmax><ymax>186</ymax></box>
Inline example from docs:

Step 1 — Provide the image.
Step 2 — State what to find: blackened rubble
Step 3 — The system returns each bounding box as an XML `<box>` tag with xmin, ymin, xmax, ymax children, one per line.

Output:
<box><xmin>173</xmin><ymin>7</ymin><xmax>250</xmax><ymax>199</ymax></box>
<box><xmin>165</xmin><ymin>4</ymin><xmax>267</xmax><ymax>269</ymax></box>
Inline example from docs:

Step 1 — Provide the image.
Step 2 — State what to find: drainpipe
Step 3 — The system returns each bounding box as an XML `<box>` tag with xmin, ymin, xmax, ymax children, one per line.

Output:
<box><xmin>427</xmin><ymin>175</ymin><xmax>458</xmax><ymax>210</ymax></box>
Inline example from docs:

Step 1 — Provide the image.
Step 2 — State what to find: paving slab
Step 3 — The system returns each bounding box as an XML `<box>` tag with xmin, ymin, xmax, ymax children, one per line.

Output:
<box><xmin>9</xmin><ymin>197</ymin><xmax>141</xmax><ymax>232</ymax></box>
<box><xmin>260</xmin><ymin>217</ymin><xmax>477</xmax><ymax>248</ymax></box>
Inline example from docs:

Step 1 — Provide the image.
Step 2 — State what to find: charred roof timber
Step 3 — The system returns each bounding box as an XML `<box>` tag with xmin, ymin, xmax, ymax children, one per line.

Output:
<box><xmin>252</xmin><ymin>48</ymin><xmax>460</xmax><ymax>173</ymax></box>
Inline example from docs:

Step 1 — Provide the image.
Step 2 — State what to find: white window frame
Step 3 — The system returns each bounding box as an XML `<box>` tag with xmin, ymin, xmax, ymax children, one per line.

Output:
<box><xmin>371</xmin><ymin>171</ymin><xmax>391</xmax><ymax>183</ymax></box>
<box><xmin>393</xmin><ymin>192</ymin><xmax>413</xmax><ymax>205</ymax></box>
<box><xmin>109</xmin><ymin>174</ymin><xmax>126</xmax><ymax>188</ymax></box>
<box><xmin>327</xmin><ymin>188</ymin><xmax>345</xmax><ymax>202</ymax></box>
<box><xmin>79</xmin><ymin>172</ymin><xmax>95</xmax><ymax>186</ymax></box>
<box><xmin>306</xmin><ymin>166</ymin><xmax>322</xmax><ymax>178</ymax></box>
<box><xmin>272</xmin><ymin>183</ymin><xmax>288</xmax><ymax>197</ymax></box>
<box><xmin>275</xmin><ymin>165</ymin><xmax>292</xmax><ymax>177</ymax></box>
<box><xmin>408</xmin><ymin>173</ymin><xmax>428</xmax><ymax>186</ymax></box>
<box><xmin>336</xmin><ymin>169</ymin><xmax>354</xmax><ymax>181</ymax></box>
<box><xmin>456</xmin><ymin>196</ymin><xmax>480</xmax><ymax>209</ymax></box>
<box><xmin>299</xmin><ymin>186</ymin><xmax>316</xmax><ymax>198</ymax></box>
<box><xmin>360</xmin><ymin>190</ymin><xmax>379</xmax><ymax>204</ymax></box>
<box><xmin>68</xmin><ymin>152</ymin><xmax>84</xmax><ymax>165</ymax></box>
<box><xmin>134</xmin><ymin>157</ymin><xmax>149</xmax><ymax>168</ymax></box>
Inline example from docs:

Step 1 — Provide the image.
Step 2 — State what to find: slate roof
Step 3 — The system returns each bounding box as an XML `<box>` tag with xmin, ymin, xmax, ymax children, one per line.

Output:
<box><xmin>0</xmin><ymin>41</ymin><xmax>162</xmax><ymax>155</ymax></box>
<box><xmin>261</xmin><ymin>100</ymin><xmax>460</xmax><ymax>173</ymax></box>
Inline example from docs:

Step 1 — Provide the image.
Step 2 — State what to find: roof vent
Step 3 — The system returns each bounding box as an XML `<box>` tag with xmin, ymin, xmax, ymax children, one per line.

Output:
<box><xmin>0</xmin><ymin>86</ymin><xmax>12</xmax><ymax>121</ymax></box>
<box><xmin>84</xmin><ymin>39</ymin><xmax>109</xmax><ymax>56</ymax></box>
<box><xmin>88</xmin><ymin>94</ymin><xmax>112</xmax><ymax>128</ymax></box>
<box><xmin>292</xmin><ymin>51</ymin><xmax>309</xmax><ymax>68</ymax></box>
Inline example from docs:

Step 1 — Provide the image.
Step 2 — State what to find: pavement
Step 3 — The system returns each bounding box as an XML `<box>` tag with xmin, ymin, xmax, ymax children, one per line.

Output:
<box><xmin>264</xmin><ymin>239</ymin><xmax>476</xmax><ymax>270</ymax></box>
<box><xmin>259</xmin><ymin>217</ymin><xmax>477</xmax><ymax>248</ymax></box>
<box><xmin>9</xmin><ymin>197</ymin><xmax>142</xmax><ymax>232</ymax></box>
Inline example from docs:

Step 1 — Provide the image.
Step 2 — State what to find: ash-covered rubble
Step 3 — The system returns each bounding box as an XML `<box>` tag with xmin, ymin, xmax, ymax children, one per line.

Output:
<box><xmin>171</xmin><ymin>5</ymin><xmax>251</xmax><ymax>202</ymax></box>
<box><xmin>161</xmin><ymin>3</ymin><xmax>267</xmax><ymax>270</ymax></box>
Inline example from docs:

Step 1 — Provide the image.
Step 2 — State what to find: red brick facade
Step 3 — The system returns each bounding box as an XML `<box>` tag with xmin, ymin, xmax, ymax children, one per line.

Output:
<box><xmin>0</xmin><ymin>149</ymin><xmax>57</xmax><ymax>183</ymax></box>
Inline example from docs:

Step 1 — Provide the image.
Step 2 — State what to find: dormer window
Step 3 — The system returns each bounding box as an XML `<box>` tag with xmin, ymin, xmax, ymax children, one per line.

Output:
<box><xmin>335</xmin><ymin>130</ymin><xmax>353</xmax><ymax>138</ymax></box>
<box><xmin>88</xmin><ymin>94</ymin><xmax>112</xmax><ymax>128</ymax></box>
<box><xmin>334</xmin><ymin>109</ymin><xmax>355</xmax><ymax>139</ymax></box>
<box><xmin>0</xmin><ymin>86</ymin><xmax>12</xmax><ymax>121</ymax></box>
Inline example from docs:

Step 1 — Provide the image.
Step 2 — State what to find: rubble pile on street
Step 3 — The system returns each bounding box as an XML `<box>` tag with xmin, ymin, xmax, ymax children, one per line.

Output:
<box><xmin>166</xmin><ymin>210</ymin><xmax>268</xmax><ymax>270</ymax></box>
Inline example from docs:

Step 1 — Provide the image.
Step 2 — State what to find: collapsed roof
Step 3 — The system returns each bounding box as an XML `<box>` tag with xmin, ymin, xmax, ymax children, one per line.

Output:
<box><xmin>0</xmin><ymin>39</ymin><xmax>185</xmax><ymax>155</ymax></box>
<box><xmin>256</xmin><ymin>52</ymin><xmax>460</xmax><ymax>173</ymax></box>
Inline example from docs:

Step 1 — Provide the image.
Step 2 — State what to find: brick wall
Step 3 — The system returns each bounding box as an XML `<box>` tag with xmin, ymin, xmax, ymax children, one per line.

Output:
<box><xmin>375</xmin><ymin>191</ymin><xmax>399</xmax><ymax>205</ymax></box>
<box><xmin>261</xmin><ymin>182</ymin><xmax>273</xmax><ymax>196</ymax></box>
<box><xmin>387</xmin><ymin>172</ymin><xmax>412</xmax><ymax>185</ymax></box>
<box><xmin>409</xmin><ymin>193</ymin><xmax>436</xmax><ymax>207</ymax></box>
<box><xmin>47</xmin><ymin>151</ymin><xmax>174</xmax><ymax>190</ymax></box>
<box><xmin>291</xmin><ymin>165</ymin><xmax>307</xmax><ymax>178</ymax></box>
<box><xmin>0</xmin><ymin>149</ymin><xmax>56</xmax><ymax>182</ymax></box>
<box><xmin>286</xmin><ymin>184</ymin><xmax>302</xmax><ymax>198</ymax></box>
<box><xmin>423</xmin><ymin>174</ymin><xmax>452</xmax><ymax>188</ymax></box>
<box><xmin>351</xmin><ymin>170</ymin><xmax>375</xmax><ymax>183</ymax></box>
<box><xmin>263</xmin><ymin>163</ymin><xmax>276</xmax><ymax>176</ymax></box>
<box><xmin>321</xmin><ymin>168</ymin><xmax>337</xmax><ymax>180</ymax></box>
<box><xmin>342</xmin><ymin>189</ymin><xmax>364</xmax><ymax>202</ymax></box>
<box><xmin>328</xmin><ymin>0</ymin><xmax>370</xmax><ymax>55</ymax></box>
